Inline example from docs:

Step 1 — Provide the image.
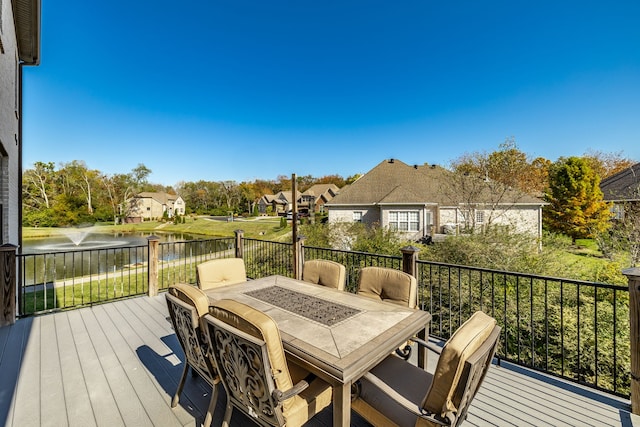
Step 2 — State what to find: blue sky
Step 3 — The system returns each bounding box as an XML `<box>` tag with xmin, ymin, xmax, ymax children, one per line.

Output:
<box><xmin>22</xmin><ymin>1</ymin><xmax>640</xmax><ymax>186</ymax></box>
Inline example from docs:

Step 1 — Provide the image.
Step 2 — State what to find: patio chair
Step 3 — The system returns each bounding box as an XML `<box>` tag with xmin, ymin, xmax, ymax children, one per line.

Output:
<box><xmin>203</xmin><ymin>299</ymin><xmax>333</xmax><ymax>427</ymax></box>
<box><xmin>357</xmin><ymin>266</ymin><xmax>418</xmax><ymax>358</ymax></box>
<box><xmin>351</xmin><ymin>311</ymin><xmax>500</xmax><ymax>427</ymax></box>
<box><xmin>302</xmin><ymin>259</ymin><xmax>346</xmax><ymax>290</ymax></box>
<box><xmin>196</xmin><ymin>257</ymin><xmax>247</xmax><ymax>290</ymax></box>
<box><xmin>165</xmin><ymin>284</ymin><xmax>220</xmax><ymax>427</ymax></box>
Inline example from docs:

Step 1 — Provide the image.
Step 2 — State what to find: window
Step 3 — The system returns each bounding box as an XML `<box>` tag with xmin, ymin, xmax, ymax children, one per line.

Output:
<box><xmin>476</xmin><ymin>210</ymin><xmax>485</xmax><ymax>224</ymax></box>
<box><xmin>353</xmin><ymin>211</ymin><xmax>363</xmax><ymax>222</ymax></box>
<box><xmin>388</xmin><ymin>211</ymin><xmax>419</xmax><ymax>231</ymax></box>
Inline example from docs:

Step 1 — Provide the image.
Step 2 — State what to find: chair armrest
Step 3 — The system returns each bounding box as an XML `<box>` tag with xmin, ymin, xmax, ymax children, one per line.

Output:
<box><xmin>271</xmin><ymin>380</ymin><xmax>309</xmax><ymax>403</ymax></box>
<box><xmin>409</xmin><ymin>336</ymin><xmax>443</xmax><ymax>355</ymax></box>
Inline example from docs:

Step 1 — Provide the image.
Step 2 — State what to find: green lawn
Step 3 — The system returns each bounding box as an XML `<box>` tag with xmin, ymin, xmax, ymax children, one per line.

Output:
<box><xmin>23</xmin><ymin>215</ymin><xmax>293</xmax><ymax>241</ymax></box>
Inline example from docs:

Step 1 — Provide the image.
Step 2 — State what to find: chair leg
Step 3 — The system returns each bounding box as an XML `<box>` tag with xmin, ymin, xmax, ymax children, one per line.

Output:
<box><xmin>221</xmin><ymin>401</ymin><xmax>233</xmax><ymax>427</ymax></box>
<box><xmin>202</xmin><ymin>383</ymin><xmax>218</xmax><ymax>427</ymax></box>
<box><xmin>172</xmin><ymin>363</ymin><xmax>189</xmax><ymax>408</ymax></box>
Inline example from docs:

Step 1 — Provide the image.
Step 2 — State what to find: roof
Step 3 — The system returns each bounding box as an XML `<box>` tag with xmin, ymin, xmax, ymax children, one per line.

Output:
<box><xmin>301</xmin><ymin>184</ymin><xmax>340</xmax><ymax>197</ymax></box>
<box><xmin>327</xmin><ymin>159</ymin><xmax>543</xmax><ymax>207</ymax></box>
<box><xmin>12</xmin><ymin>0</ymin><xmax>41</xmax><ymax>65</ymax></box>
<box><xmin>600</xmin><ymin>162</ymin><xmax>640</xmax><ymax>202</ymax></box>
<box><xmin>136</xmin><ymin>192</ymin><xmax>180</xmax><ymax>205</ymax></box>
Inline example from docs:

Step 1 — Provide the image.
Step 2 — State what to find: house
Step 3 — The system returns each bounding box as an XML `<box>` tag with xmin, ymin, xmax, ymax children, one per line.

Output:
<box><xmin>257</xmin><ymin>191</ymin><xmax>293</xmax><ymax>215</ymax></box>
<box><xmin>2</xmin><ymin>0</ymin><xmax>40</xmax><ymax>246</ymax></box>
<box><xmin>600</xmin><ymin>162</ymin><xmax>640</xmax><ymax>220</ymax></box>
<box><xmin>299</xmin><ymin>184</ymin><xmax>340</xmax><ymax>215</ymax></box>
<box><xmin>125</xmin><ymin>192</ymin><xmax>185</xmax><ymax>222</ymax></box>
<box><xmin>326</xmin><ymin>159</ymin><xmax>545</xmax><ymax>241</ymax></box>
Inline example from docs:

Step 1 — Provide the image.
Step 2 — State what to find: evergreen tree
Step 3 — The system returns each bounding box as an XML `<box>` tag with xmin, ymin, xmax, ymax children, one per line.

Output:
<box><xmin>543</xmin><ymin>157</ymin><xmax>611</xmax><ymax>243</ymax></box>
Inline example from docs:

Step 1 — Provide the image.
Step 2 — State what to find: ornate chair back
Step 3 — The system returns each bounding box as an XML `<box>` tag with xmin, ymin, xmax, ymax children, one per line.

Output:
<box><xmin>204</xmin><ymin>299</ymin><xmax>333</xmax><ymax>427</ymax></box>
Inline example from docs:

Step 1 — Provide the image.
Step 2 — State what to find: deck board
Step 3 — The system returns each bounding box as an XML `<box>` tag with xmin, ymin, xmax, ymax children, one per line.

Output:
<box><xmin>1</xmin><ymin>294</ymin><xmax>639</xmax><ymax>427</ymax></box>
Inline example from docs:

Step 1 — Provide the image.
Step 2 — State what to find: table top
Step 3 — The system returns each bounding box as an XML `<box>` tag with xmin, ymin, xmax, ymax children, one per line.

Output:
<box><xmin>204</xmin><ymin>275</ymin><xmax>431</xmax><ymax>384</ymax></box>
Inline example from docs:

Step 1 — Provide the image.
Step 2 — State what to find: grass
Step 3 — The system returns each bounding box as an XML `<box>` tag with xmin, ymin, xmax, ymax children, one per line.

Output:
<box><xmin>23</xmin><ymin>215</ymin><xmax>293</xmax><ymax>241</ymax></box>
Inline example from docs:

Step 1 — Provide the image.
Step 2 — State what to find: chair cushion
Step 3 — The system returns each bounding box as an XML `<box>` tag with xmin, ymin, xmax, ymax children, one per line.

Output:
<box><xmin>302</xmin><ymin>259</ymin><xmax>346</xmax><ymax>290</ymax></box>
<box><xmin>168</xmin><ymin>283</ymin><xmax>210</xmax><ymax>321</ymax></box>
<box><xmin>357</xmin><ymin>267</ymin><xmax>417</xmax><ymax>308</ymax></box>
<box><xmin>352</xmin><ymin>354</ymin><xmax>433</xmax><ymax>427</ymax></box>
<box><xmin>197</xmin><ymin>258</ymin><xmax>247</xmax><ymax>290</ymax></box>
<box><xmin>423</xmin><ymin>311</ymin><xmax>497</xmax><ymax>419</ymax></box>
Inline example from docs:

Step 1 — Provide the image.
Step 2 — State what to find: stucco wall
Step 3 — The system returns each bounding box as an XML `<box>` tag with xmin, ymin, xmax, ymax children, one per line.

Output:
<box><xmin>328</xmin><ymin>207</ymin><xmax>380</xmax><ymax>224</ymax></box>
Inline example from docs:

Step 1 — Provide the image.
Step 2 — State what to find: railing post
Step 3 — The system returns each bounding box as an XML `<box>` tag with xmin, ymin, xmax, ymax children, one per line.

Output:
<box><xmin>0</xmin><ymin>244</ymin><xmax>17</xmax><ymax>326</ymax></box>
<box><xmin>624</xmin><ymin>267</ymin><xmax>640</xmax><ymax>415</ymax></box>
<box><xmin>234</xmin><ymin>229</ymin><xmax>244</xmax><ymax>259</ymax></box>
<box><xmin>401</xmin><ymin>245</ymin><xmax>420</xmax><ymax>277</ymax></box>
<box><xmin>295</xmin><ymin>235</ymin><xmax>305</xmax><ymax>280</ymax></box>
<box><xmin>147</xmin><ymin>236</ymin><xmax>159</xmax><ymax>297</ymax></box>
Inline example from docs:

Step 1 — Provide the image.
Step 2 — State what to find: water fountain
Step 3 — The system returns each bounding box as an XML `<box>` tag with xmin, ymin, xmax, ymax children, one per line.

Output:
<box><xmin>31</xmin><ymin>225</ymin><xmax>132</xmax><ymax>252</ymax></box>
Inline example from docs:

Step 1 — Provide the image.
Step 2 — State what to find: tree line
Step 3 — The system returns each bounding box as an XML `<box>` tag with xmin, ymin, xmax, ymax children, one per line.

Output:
<box><xmin>22</xmin><ymin>141</ymin><xmax>637</xmax><ymax>254</ymax></box>
<box><xmin>22</xmin><ymin>160</ymin><xmax>357</xmax><ymax>226</ymax></box>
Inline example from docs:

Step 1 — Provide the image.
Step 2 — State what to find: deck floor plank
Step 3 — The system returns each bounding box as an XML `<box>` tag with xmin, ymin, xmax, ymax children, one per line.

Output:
<box><xmin>54</xmin><ymin>312</ymin><xmax>97</xmax><ymax>427</ymax></box>
<box><xmin>119</xmin><ymin>296</ymin><xmax>215</xmax><ymax>424</ymax></box>
<box><xmin>97</xmin><ymin>299</ymin><xmax>195</xmax><ymax>427</ymax></box>
<box><xmin>66</xmin><ymin>309</ymin><xmax>125</xmax><ymax>426</ymax></box>
<box><xmin>77</xmin><ymin>305</ymin><xmax>154</xmax><ymax>426</ymax></box>
<box><xmin>0</xmin><ymin>316</ymin><xmax>31</xmax><ymax>427</ymax></box>
<box><xmin>39</xmin><ymin>314</ymin><xmax>68</xmax><ymax>427</ymax></box>
<box><xmin>9</xmin><ymin>315</ymin><xmax>41</xmax><ymax>427</ymax></box>
<box><xmin>2</xmin><ymin>294</ymin><xmax>640</xmax><ymax>427</ymax></box>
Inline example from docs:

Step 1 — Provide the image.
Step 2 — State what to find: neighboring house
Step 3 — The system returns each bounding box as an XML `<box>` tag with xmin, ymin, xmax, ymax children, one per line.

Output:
<box><xmin>2</xmin><ymin>0</ymin><xmax>40</xmax><ymax>246</ymax></box>
<box><xmin>600</xmin><ymin>162</ymin><xmax>640</xmax><ymax>220</ymax></box>
<box><xmin>299</xmin><ymin>184</ymin><xmax>340</xmax><ymax>215</ymax></box>
<box><xmin>258</xmin><ymin>191</ymin><xmax>293</xmax><ymax>215</ymax></box>
<box><xmin>326</xmin><ymin>159</ymin><xmax>545</xmax><ymax>241</ymax></box>
<box><xmin>258</xmin><ymin>185</ymin><xmax>341</xmax><ymax>216</ymax></box>
<box><xmin>125</xmin><ymin>192</ymin><xmax>185</xmax><ymax>222</ymax></box>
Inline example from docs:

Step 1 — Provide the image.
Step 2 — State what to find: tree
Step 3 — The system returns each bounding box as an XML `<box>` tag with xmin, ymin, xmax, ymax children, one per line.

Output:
<box><xmin>583</xmin><ymin>150</ymin><xmax>635</xmax><ymax>179</ymax></box>
<box><xmin>543</xmin><ymin>157</ymin><xmax>612</xmax><ymax>243</ymax></box>
<box><xmin>451</xmin><ymin>137</ymin><xmax>540</xmax><ymax>194</ymax></box>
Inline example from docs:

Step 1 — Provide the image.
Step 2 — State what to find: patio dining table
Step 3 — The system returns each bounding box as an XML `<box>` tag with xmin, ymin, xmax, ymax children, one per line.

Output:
<box><xmin>203</xmin><ymin>274</ymin><xmax>432</xmax><ymax>427</ymax></box>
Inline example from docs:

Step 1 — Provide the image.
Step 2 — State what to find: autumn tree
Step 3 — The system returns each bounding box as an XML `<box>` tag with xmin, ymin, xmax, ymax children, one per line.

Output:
<box><xmin>543</xmin><ymin>157</ymin><xmax>612</xmax><ymax>243</ymax></box>
<box><xmin>451</xmin><ymin>137</ymin><xmax>546</xmax><ymax>195</ymax></box>
<box><xmin>583</xmin><ymin>150</ymin><xmax>635</xmax><ymax>180</ymax></box>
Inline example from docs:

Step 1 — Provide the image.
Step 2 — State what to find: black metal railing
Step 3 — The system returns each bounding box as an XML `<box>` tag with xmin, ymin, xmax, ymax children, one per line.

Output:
<box><xmin>415</xmin><ymin>260</ymin><xmax>630</xmax><ymax>397</ymax></box>
<box><xmin>19</xmin><ymin>244</ymin><xmax>148</xmax><ymax>314</ymax></box>
<box><xmin>18</xmin><ymin>237</ymin><xmax>235</xmax><ymax>314</ymax></box>
<box><xmin>157</xmin><ymin>237</ymin><xmax>235</xmax><ymax>290</ymax></box>
<box><xmin>243</xmin><ymin>238</ymin><xmax>293</xmax><ymax>279</ymax></box>
<box><xmin>16</xmin><ymin>236</ymin><xmax>632</xmax><ymax>397</ymax></box>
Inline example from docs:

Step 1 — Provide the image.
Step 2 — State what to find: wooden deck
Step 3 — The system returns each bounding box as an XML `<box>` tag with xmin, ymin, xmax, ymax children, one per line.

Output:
<box><xmin>1</xmin><ymin>294</ymin><xmax>638</xmax><ymax>427</ymax></box>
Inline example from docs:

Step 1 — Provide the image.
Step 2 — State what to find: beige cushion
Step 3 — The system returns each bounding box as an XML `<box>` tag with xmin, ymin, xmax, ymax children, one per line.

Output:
<box><xmin>302</xmin><ymin>259</ymin><xmax>346</xmax><ymax>290</ymax></box>
<box><xmin>423</xmin><ymin>311</ymin><xmax>497</xmax><ymax>419</ymax></box>
<box><xmin>357</xmin><ymin>267</ymin><xmax>417</xmax><ymax>309</ymax></box>
<box><xmin>352</xmin><ymin>354</ymin><xmax>433</xmax><ymax>427</ymax></box>
<box><xmin>196</xmin><ymin>258</ymin><xmax>247</xmax><ymax>290</ymax></box>
<box><xmin>168</xmin><ymin>283</ymin><xmax>210</xmax><ymax>321</ymax></box>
